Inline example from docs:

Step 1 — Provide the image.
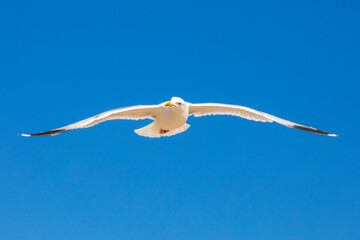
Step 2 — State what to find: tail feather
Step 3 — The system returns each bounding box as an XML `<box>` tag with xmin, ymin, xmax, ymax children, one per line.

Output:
<box><xmin>134</xmin><ymin>123</ymin><xmax>161</xmax><ymax>138</ymax></box>
<box><xmin>161</xmin><ymin>123</ymin><xmax>190</xmax><ymax>137</ymax></box>
<box><xmin>134</xmin><ymin>123</ymin><xmax>190</xmax><ymax>138</ymax></box>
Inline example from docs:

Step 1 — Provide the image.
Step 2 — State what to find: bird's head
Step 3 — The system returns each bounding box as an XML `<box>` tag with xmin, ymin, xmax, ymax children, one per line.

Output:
<box><xmin>164</xmin><ymin>97</ymin><xmax>186</xmax><ymax>109</ymax></box>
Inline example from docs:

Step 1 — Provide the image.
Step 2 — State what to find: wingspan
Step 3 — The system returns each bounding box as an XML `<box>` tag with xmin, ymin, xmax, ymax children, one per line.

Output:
<box><xmin>20</xmin><ymin>105</ymin><xmax>162</xmax><ymax>137</ymax></box>
<box><xmin>189</xmin><ymin>103</ymin><xmax>337</xmax><ymax>136</ymax></box>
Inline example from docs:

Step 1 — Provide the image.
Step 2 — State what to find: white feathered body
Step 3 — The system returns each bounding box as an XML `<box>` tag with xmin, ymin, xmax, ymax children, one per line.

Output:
<box><xmin>156</xmin><ymin>104</ymin><xmax>189</xmax><ymax>130</ymax></box>
<box><xmin>134</xmin><ymin>102</ymin><xmax>190</xmax><ymax>138</ymax></box>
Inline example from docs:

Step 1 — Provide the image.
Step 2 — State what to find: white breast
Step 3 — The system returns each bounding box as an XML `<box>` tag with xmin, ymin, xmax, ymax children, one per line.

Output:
<box><xmin>156</xmin><ymin>105</ymin><xmax>189</xmax><ymax>130</ymax></box>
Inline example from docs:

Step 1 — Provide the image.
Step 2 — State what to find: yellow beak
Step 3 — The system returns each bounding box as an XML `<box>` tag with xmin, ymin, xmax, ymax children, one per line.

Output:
<box><xmin>165</xmin><ymin>101</ymin><xmax>174</xmax><ymax>107</ymax></box>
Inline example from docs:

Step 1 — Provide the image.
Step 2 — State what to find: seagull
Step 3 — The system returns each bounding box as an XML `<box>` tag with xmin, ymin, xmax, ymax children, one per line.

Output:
<box><xmin>20</xmin><ymin>97</ymin><xmax>337</xmax><ymax>138</ymax></box>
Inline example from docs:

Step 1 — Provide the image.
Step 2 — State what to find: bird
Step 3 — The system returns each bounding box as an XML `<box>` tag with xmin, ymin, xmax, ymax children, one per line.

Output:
<box><xmin>20</xmin><ymin>97</ymin><xmax>337</xmax><ymax>138</ymax></box>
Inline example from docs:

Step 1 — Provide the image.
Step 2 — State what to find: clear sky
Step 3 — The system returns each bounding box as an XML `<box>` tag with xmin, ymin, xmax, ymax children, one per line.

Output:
<box><xmin>1</xmin><ymin>0</ymin><xmax>359</xmax><ymax>239</ymax></box>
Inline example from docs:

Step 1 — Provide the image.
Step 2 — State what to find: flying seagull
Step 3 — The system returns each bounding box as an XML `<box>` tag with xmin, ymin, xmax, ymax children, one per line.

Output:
<box><xmin>20</xmin><ymin>97</ymin><xmax>337</xmax><ymax>138</ymax></box>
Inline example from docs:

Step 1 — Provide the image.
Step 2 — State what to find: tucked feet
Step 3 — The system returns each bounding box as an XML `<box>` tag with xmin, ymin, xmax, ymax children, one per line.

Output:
<box><xmin>159</xmin><ymin>129</ymin><xmax>169</xmax><ymax>134</ymax></box>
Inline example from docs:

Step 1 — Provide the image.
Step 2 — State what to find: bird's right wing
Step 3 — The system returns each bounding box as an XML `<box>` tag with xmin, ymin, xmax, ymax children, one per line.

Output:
<box><xmin>189</xmin><ymin>103</ymin><xmax>337</xmax><ymax>136</ymax></box>
<box><xmin>21</xmin><ymin>105</ymin><xmax>162</xmax><ymax>136</ymax></box>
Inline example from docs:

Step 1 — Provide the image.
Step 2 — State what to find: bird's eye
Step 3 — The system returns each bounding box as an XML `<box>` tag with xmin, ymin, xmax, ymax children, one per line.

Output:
<box><xmin>177</xmin><ymin>102</ymin><xmax>182</xmax><ymax>105</ymax></box>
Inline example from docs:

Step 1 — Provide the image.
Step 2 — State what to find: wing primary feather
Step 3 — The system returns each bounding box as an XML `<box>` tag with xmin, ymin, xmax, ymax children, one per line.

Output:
<box><xmin>291</xmin><ymin>125</ymin><xmax>338</xmax><ymax>136</ymax></box>
<box><xmin>19</xmin><ymin>129</ymin><xmax>68</xmax><ymax>137</ymax></box>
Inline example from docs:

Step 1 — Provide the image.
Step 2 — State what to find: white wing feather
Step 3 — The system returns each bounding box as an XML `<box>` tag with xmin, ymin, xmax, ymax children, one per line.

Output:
<box><xmin>189</xmin><ymin>103</ymin><xmax>337</xmax><ymax>136</ymax></box>
<box><xmin>21</xmin><ymin>105</ymin><xmax>162</xmax><ymax>136</ymax></box>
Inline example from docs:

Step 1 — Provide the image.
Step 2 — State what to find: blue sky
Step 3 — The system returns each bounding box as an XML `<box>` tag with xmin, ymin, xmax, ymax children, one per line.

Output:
<box><xmin>1</xmin><ymin>0</ymin><xmax>359</xmax><ymax>239</ymax></box>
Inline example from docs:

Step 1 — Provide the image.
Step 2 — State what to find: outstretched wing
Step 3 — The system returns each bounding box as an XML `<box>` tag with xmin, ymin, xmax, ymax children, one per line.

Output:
<box><xmin>21</xmin><ymin>105</ymin><xmax>162</xmax><ymax>137</ymax></box>
<box><xmin>188</xmin><ymin>103</ymin><xmax>337</xmax><ymax>136</ymax></box>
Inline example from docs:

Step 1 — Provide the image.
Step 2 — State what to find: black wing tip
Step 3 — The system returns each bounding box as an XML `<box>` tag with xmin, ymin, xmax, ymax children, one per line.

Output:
<box><xmin>19</xmin><ymin>129</ymin><xmax>68</xmax><ymax>137</ymax></box>
<box><xmin>293</xmin><ymin>125</ymin><xmax>338</xmax><ymax>137</ymax></box>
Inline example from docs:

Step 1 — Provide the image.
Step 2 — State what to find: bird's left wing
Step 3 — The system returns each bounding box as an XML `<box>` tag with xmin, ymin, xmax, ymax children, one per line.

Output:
<box><xmin>188</xmin><ymin>103</ymin><xmax>337</xmax><ymax>136</ymax></box>
<box><xmin>21</xmin><ymin>105</ymin><xmax>162</xmax><ymax>136</ymax></box>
